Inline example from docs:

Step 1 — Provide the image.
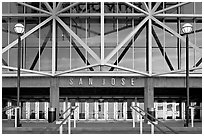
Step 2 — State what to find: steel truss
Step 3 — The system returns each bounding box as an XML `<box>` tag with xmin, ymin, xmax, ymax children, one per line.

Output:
<box><xmin>2</xmin><ymin>2</ymin><xmax>202</xmax><ymax>77</ymax></box>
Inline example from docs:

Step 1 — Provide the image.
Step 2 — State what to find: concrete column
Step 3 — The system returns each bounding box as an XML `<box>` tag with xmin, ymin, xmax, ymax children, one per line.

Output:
<box><xmin>144</xmin><ymin>77</ymin><xmax>154</xmax><ymax>121</ymax></box>
<box><xmin>50</xmin><ymin>77</ymin><xmax>59</xmax><ymax>120</ymax></box>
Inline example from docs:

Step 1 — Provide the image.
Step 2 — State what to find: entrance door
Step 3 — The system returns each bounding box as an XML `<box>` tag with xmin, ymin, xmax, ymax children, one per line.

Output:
<box><xmin>97</xmin><ymin>102</ymin><xmax>105</xmax><ymax>120</ymax></box>
<box><xmin>108</xmin><ymin>102</ymin><xmax>115</xmax><ymax>120</ymax></box>
<box><xmin>89</xmin><ymin>102</ymin><xmax>96</xmax><ymax>119</ymax></box>
<box><xmin>117</xmin><ymin>102</ymin><xmax>125</xmax><ymax>120</ymax></box>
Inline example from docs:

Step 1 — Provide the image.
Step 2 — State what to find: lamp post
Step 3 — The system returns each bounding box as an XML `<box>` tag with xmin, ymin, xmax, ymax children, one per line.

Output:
<box><xmin>181</xmin><ymin>23</ymin><xmax>193</xmax><ymax>127</ymax></box>
<box><xmin>14</xmin><ymin>23</ymin><xmax>24</xmax><ymax>127</ymax></box>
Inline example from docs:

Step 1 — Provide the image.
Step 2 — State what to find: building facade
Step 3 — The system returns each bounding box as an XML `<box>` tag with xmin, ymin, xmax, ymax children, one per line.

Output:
<box><xmin>2</xmin><ymin>2</ymin><xmax>202</xmax><ymax>121</ymax></box>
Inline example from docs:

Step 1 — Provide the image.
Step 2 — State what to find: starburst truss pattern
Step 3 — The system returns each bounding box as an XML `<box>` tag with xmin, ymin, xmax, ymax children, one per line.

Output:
<box><xmin>2</xmin><ymin>2</ymin><xmax>202</xmax><ymax>77</ymax></box>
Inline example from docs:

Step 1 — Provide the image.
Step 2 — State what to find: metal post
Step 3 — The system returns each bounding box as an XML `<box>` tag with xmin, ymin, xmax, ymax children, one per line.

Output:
<box><xmin>17</xmin><ymin>34</ymin><xmax>21</xmax><ymax>127</ymax></box>
<box><xmin>140</xmin><ymin>114</ymin><xmax>143</xmax><ymax>134</ymax></box>
<box><xmin>132</xmin><ymin>109</ymin><xmax>135</xmax><ymax>128</ymax></box>
<box><xmin>190</xmin><ymin>107</ymin><xmax>194</xmax><ymax>127</ymax></box>
<box><xmin>59</xmin><ymin>125</ymin><xmax>63</xmax><ymax>134</ymax></box>
<box><xmin>185</xmin><ymin>34</ymin><xmax>189</xmax><ymax>127</ymax></box>
<box><xmin>151</xmin><ymin>123</ymin><xmax>154</xmax><ymax>134</ymax></box>
<box><xmin>74</xmin><ymin>109</ymin><xmax>76</xmax><ymax>128</ymax></box>
<box><xmin>68</xmin><ymin>112</ymin><xmax>71</xmax><ymax>134</ymax></box>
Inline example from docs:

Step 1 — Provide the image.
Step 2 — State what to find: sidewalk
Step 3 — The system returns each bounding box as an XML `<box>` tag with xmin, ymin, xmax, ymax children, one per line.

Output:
<box><xmin>2</xmin><ymin>120</ymin><xmax>202</xmax><ymax>134</ymax></box>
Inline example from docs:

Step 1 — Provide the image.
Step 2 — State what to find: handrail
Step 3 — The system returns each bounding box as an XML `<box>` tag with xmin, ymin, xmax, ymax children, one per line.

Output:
<box><xmin>2</xmin><ymin>106</ymin><xmax>20</xmax><ymax>112</ymax></box>
<box><xmin>40</xmin><ymin>106</ymin><xmax>78</xmax><ymax>133</ymax></box>
<box><xmin>131</xmin><ymin>106</ymin><xmax>178</xmax><ymax>134</ymax></box>
<box><xmin>53</xmin><ymin>106</ymin><xmax>78</xmax><ymax>132</ymax></box>
<box><xmin>131</xmin><ymin>106</ymin><xmax>166</xmax><ymax>134</ymax></box>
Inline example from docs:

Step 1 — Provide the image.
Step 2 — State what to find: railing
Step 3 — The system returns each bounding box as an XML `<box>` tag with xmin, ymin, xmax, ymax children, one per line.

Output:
<box><xmin>2</xmin><ymin>106</ymin><xmax>21</xmax><ymax>128</ymax></box>
<box><xmin>131</xmin><ymin>106</ymin><xmax>178</xmax><ymax>134</ymax></box>
<box><xmin>41</xmin><ymin>106</ymin><xmax>78</xmax><ymax>134</ymax></box>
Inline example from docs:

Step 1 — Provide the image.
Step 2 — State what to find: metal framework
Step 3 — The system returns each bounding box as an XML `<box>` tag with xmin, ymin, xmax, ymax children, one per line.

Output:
<box><xmin>2</xmin><ymin>2</ymin><xmax>202</xmax><ymax>77</ymax></box>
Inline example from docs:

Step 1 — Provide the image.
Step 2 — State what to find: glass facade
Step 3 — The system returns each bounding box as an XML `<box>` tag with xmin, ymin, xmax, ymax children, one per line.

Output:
<box><xmin>2</xmin><ymin>2</ymin><xmax>202</xmax><ymax>75</ymax></box>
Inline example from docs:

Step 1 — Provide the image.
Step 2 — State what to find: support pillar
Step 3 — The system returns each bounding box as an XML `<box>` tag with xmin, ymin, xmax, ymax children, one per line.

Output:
<box><xmin>144</xmin><ymin>77</ymin><xmax>154</xmax><ymax>122</ymax></box>
<box><xmin>50</xmin><ymin>77</ymin><xmax>59</xmax><ymax>120</ymax></box>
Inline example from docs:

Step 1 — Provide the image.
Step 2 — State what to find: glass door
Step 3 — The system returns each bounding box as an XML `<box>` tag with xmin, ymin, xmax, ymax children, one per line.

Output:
<box><xmin>117</xmin><ymin>102</ymin><xmax>125</xmax><ymax>120</ymax></box>
<box><xmin>79</xmin><ymin>102</ymin><xmax>85</xmax><ymax>119</ymax></box>
<box><xmin>97</xmin><ymin>101</ymin><xmax>105</xmax><ymax>120</ymax></box>
<box><xmin>89</xmin><ymin>102</ymin><xmax>96</xmax><ymax>119</ymax></box>
<box><xmin>108</xmin><ymin>102</ymin><xmax>115</xmax><ymax>120</ymax></box>
<box><xmin>30</xmin><ymin>102</ymin><xmax>36</xmax><ymax>120</ymax></box>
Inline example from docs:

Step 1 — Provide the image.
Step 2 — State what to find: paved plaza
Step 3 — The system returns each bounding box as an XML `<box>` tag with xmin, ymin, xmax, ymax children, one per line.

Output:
<box><xmin>2</xmin><ymin>120</ymin><xmax>202</xmax><ymax>134</ymax></box>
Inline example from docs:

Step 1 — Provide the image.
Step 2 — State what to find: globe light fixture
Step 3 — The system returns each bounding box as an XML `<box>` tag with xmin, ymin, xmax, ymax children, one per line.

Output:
<box><xmin>182</xmin><ymin>23</ymin><xmax>193</xmax><ymax>34</ymax></box>
<box><xmin>14</xmin><ymin>23</ymin><xmax>25</xmax><ymax>34</ymax></box>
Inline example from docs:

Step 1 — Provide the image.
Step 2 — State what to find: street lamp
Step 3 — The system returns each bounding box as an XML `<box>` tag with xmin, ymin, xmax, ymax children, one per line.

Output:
<box><xmin>181</xmin><ymin>23</ymin><xmax>193</xmax><ymax>127</ymax></box>
<box><xmin>14</xmin><ymin>23</ymin><xmax>24</xmax><ymax>127</ymax></box>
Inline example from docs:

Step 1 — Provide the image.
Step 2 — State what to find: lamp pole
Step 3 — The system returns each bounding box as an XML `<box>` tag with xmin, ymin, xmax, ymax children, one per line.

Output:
<box><xmin>17</xmin><ymin>33</ymin><xmax>21</xmax><ymax>127</ymax></box>
<box><xmin>14</xmin><ymin>23</ymin><xmax>24</xmax><ymax>127</ymax></box>
<box><xmin>181</xmin><ymin>23</ymin><xmax>192</xmax><ymax>127</ymax></box>
<box><xmin>185</xmin><ymin>33</ymin><xmax>189</xmax><ymax>127</ymax></box>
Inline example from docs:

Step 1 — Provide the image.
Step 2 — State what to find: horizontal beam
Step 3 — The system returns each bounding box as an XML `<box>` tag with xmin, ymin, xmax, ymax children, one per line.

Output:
<box><xmin>2</xmin><ymin>66</ymin><xmax>53</xmax><ymax>76</ymax></box>
<box><xmin>124</xmin><ymin>2</ymin><xmax>149</xmax><ymax>15</ymax></box>
<box><xmin>2</xmin><ymin>13</ymin><xmax>49</xmax><ymax>17</ymax></box>
<box><xmin>55</xmin><ymin>64</ymin><xmax>100</xmax><ymax>76</ymax></box>
<box><xmin>105</xmin><ymin>63</ymin><xmax>150</xmax><ymax>76</ymax></box>
<box><xmin>155</xmin><ymin>14</ymin><xmax>202</xmax><ymax>18</ymax></box>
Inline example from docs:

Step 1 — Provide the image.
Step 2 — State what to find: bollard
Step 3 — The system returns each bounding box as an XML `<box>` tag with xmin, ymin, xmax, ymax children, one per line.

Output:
<box><xmin>14</xmin><ymin>108</ymin><xmax>17</xmax><ymax>128</ymax></box>
<box><xmin>74</xmin><ymin>109</ymin><xmax>76</xmax><ymax>128</ymax></box>
<box><xmin>190</xmin><ymin>107</ymin><xmax>195</xmax><ymax>127</ymax></box>
<box><xmin>151</xmin><ymin>123</ymin><xmax>154</xmax><ymax>134</ymax></box>
<box><xmin>140</xmin><ymin>114</ymin><xmax>143</xmax><ymax>134</ymax></box>
<box><xmin>133</xmin><ymin>109</ymin><xmax>135</xmax><ymax>128</ymax></box>
<box><xmin>68</xmin><ymin>114</ymin><xmax>71</xmax><ymax>134</ymax></box>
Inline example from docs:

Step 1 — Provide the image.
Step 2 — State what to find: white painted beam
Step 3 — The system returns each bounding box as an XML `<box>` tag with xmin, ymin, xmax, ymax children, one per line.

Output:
<box><xmin>154</xmin><ymin>2</ymin><xmax>190</xmax><ymax>15</ymax></box>
<box><xmin>56</xmin><ymin>16</ymin><xmax>100</xmax><ymax>62</ymax></box>
<box><xmin>151</xmin><ymin>16</ymin><xmax>202</xmax><ymax>56</ymax></box>
<box><xmin>125</xmin><ymin>2</ymin><xmax>149</xmax><ymax>15</ymax></box>
<box><xmin>52</xmin><ymin>18</ymin><xmax>56</xmax><ymax>75</ymax></box>
<box><xmin>151</xmin><ymin>2</ymin><xmax>161</xmax><ymax>13</ymax></box>
<box><xmin>43</xmin><ymin>2</ymin><xmax>53</xmax><ymax>12</ymax></box>
<box><xmin>101</xmin><ymin>2</ymin><xmax>104</xmax><ymax>64</ymax></box>
<box><xmin>3</xmin><ymin>16</ymin><xmax>52</xmax><ymax>53</ymax></box>
<box><xmin>56</xmin><ymin>2</ymin><xmax>80</xmax><ymax>15</ymax></box>
<box><xmin>18</xmin><ymin>2</ymin><xmax>52</xmax><ymax>15</ymax></box>
<box><xmin>104</xmin><ymin>16</ymin><xmax>149</xmax><ymax>63</ymax></box>
<box><xmin>2</xmin><ymin>66</ymin><xmax>53</xmax><ymax>76</ymax></box>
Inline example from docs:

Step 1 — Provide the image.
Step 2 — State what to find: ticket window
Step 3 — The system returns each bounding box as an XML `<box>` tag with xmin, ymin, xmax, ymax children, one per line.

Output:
<box><xmin>39</xmin><ymin>102</ymin><xmax>46</xmax><ymax>119</ymax></box>
<box><xmin>30</xmin><ymin>102</ymin><xmax>36</xmax><ymax>119</ymax></box>
<box><xmin>79</xmin><ymin>102</ymin><xmax>85</xmax><ymax>119</ymax></box>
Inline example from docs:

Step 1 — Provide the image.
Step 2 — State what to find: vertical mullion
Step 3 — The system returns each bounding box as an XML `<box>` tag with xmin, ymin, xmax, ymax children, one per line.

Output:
<box><xmin>7</xmin><ymin>3</ymin><xmax>10</xmax><ymax>70</ymax></box>
<box><xmin>193</xmin><ymin>2</ymin><xmax>196</xmax><ymax>67</ymax></box>
<box><xmin>163</xmin><ymin>18</ymin><xmax>166</xmax><ymax>72</ymax></box>
<box><xmin>177</xmin><ymin>2</ymin><xmax>181</xmax><ymax>70</ymax></box>
<box><xmin>70</xmin><ymin>17</ymin><xmax>72</xmax><ymax>70</ymax></box>
<box><xmin>85</xmin><ymin>3</ymin><xmax>88</xmax><ymax>69</ymax></box>
<box><xmin>101</xmin><ymin>2</ymin><xmax>104</xmax><ymax>65</ymax></box>
<box><xmin>52</xmin><ymin>18</ymin><xmax>56</xmax><ymax>75</ymax></box>
<box><xmin>148</xmin><ymin>14</ymin><xmax>152</xmax><ymax>75</ymax></box>
<box><xmin>132</xmin><ymin>7</ymin><xmax>134</xmax><ymax>70</ymax></box>
<box><xmin>116</xmin><ymin>2</ymin><xmax>119</xmax><ymax>70</ymax></box>
<box><xmin>39</xmin><ymin>16</ymin><xmax>41</xmax><ymax>71</ymax></box>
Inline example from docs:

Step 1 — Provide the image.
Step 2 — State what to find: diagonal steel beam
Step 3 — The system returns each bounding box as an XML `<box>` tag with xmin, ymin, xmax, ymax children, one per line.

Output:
<box><xmin>30</xmin><ymin>30</ymin><xmax>51</xmax><ymax>70</ymax></box>
<box><xmin>56</xmin><ymin>16</ymin><xmax>100</xmax><ymax>62</ymax></box>
<box><xmin>109</xmin><ymin>23</ymin><xmax>146</xmax><ymax>71</ymax></box>
<box><xmin>2</xmin><ymin>58</ymin><xmax>8</xmax><ymax>66</ymax></box>
<box><xmin>104</xmin><ymin>16</ymin><xmax>149</xmax><ymax>63</ymax></box>
<box><xmin>193</xmin><ymin>58</ymin><xmax>202</xmax><ymax>67</ymax></box>
<box><xmin>152</xmin><ymin>27</ymin><xmax>174</xmax><ymax>71</ymax></box>
<box><xmin>43</xmin><ymin>2</ymin><xmax>53</xmax><ymax>12</ymax></box>
<box><xmin>56</xmin><ymin>2</ymin><xmax>80</xmax><ymax>15</ymax></box>
<box><xmin>18</xmin><ymin>2</ymin><xmax>52</xmax><ymax>15</ymax></box>
<box><xmin>151</xmin><ymin>16</ymin><xmax>202</xmax><ymax>55</ymax></box>
<box><xmin>58</xmin><ymin>25</ymin><xmax>94</xmax><ymax>71</ymax></box>
<box><xmin>56</xmin><ymin>2</ymin><xmax>63</xmax><ymax>12</ymax></box>
<box><xmin>142</xmin><ymin>2</ymin><xmax>149</xmax><ymax>12</ymax></box>
<box><xmin>3</xmin><ymin>16</ymin><xmax>52</xmax><ymax>54</ymax></box>
<box><xmin>124</xmin><ymin>2</ymin><xmax>149</xmax><ymax>15</ymax></box>
<box><xmin>151</xmin><ymin>2</ymin><xmax>161</xmax><ymax>13</ymax></box>
<box><xmin>154</xmin><ymin>2</ymin><xmax>190</xmax><ymax>15</ymax></box>
<box><xmin>104</xmin><ymin>25</ymin><xmax>132</xmax><ymax>35</ymax></box>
